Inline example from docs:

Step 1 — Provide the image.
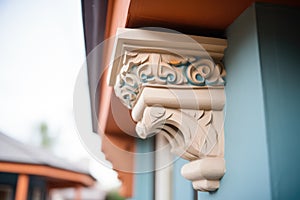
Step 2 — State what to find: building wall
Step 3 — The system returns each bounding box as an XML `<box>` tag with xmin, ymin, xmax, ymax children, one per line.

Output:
<box><xmin>28</xmin><ymin>176</ymin><xmax>46</xmax><ymax>200</ymax></box>
<box><xmin>0</xmin><ymin>173</ymin><xmax>47</xmax><ymax>200</ymax></box>
<box><xmin>198</xmin><ymin>3</ymin><xmax>300</xmax><ymax>199</ymax></box>
<box><xmin>172</xmin><ymin>158</ymin><xmax>194</xmax><ymax>200</ymax></box>
<box><xmin>198</xmin><ymin>4</ymin><xmax>272</xmax><ymax>200</ymax></box>
<box><xmin>129</xmin><ymin>140</ymin><xmax>194</xmax><ymax>200</ymax></box>
<box><xmin>128</xmin><ymin>138</ymin><xmax>154</xmax><ymax>200</ymax></box>
<box><xmin>0</xmin><ymin>172</ymin><xmax>18</xmax><ymax>200</ymax></box>
<box><xmin>256</xmin><ymin>3</ymin><xmax>300</xmax><ymax>199</ymax></box>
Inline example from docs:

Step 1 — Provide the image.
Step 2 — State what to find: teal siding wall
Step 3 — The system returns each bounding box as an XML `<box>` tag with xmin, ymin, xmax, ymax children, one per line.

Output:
<box><xmin>128</xmin><ymin>138</ymin><xmax>154</xmax><ymax>200</ymax></box>
<box><xmin>256</xmin><ymin>4</ymin><xmax>300</xmax><ymax>200</ymax></box>
<box><xmin>198</xmin><ymin>5</ymin><xmax>272</xmax><ymax>200</ymax></box>
<box><xmin>173</xmin><ymin>158</ymin><xmax>194</xmax><ymax>200</ymax></box>
<box><xmin>198</xmin><ymin>3</ymin><xmax>300</xmax><ymax>200</ymax></box>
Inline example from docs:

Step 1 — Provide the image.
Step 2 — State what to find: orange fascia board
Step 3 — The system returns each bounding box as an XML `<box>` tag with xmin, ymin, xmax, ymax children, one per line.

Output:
<box><xmin>101</xmin><ymin>133</ymin><xmax>135</xmax><ymax>197</ymax></box>
<box><xmin>0</xmin><ymin>162</ymin><xmax>95</xmax><ymax>187</ymax></box>
<box><xmin>118</xmin><ymin>171</ymin><xmax>134</xmax><ymax>198</ymax></box>
<box><xmin>98</xmin><ymin>0</ymin><xmax>135</xmax><ymax>198</ymax></box>
<box><xmin>98</xmin><ymin>0</ymin><xmax>132</xmax><ymax>134</ymax></box>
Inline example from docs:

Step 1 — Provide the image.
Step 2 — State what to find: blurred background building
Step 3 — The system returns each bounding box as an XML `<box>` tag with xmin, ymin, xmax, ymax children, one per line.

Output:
<box><xmin>0</xmin><ymin>0</ymin><xmax>122</xmax><ymax>199</ymax></box>
<box><xmin>0</xmin><ymin>132</ymin><xmax>102</xmax><ymax>200</ymax></box>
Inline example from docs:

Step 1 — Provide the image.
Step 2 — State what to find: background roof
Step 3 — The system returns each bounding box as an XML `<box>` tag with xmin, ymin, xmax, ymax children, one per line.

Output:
<box><xmin>0</xmin><ymin>132</ymin><xmax>91</xmax><ymax>175</ymax></box>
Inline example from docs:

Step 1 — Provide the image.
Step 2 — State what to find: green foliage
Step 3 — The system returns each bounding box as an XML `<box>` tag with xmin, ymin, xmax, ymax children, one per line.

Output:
<box><xmin>105</xmin><ymin>190</ymin><xmax>125</xmax><ymax>200</ymax></box>
<box><xmin>38</xmin><ymin>122</ymin><xmax>53</xmax><ymax>149</ymax></box>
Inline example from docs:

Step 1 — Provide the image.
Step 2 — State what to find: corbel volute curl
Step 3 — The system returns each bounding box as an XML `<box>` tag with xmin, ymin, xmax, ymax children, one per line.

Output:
<box><xmin>114</xmin><ymin>50</ymin><xmax>225</xmax><ymax>109</ymax></box>
<box><xmin>108</xmin><ymin>28</ymin><xmax>227</xmax><ymax>192</ymax></box>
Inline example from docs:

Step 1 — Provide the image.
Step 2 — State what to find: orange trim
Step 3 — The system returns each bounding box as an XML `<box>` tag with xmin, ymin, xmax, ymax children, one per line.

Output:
<box><xmin>126</xmin><ymin>0</ymin><xmax>300</xmax><ymax>33</ymax></box>
<box><xmin>104</xmin><ymin>0</ymin><xmax>131</xmax><ymax>39</ymax></box>
<box><xmin>0</xmin><ymin>162</ymin><xmax>94</xmax><ymax>187</ymax></box>
<box><xmin>15</xmin><ymin>174</ymin><xmax>29</xmax><ymax>200</ymax></box>
<box><xmin>98</xmin><ymin>0</ymin><xmax>135</xmax><ymax>198</ymax></box>
<box><xmin>117</xmin><ymin>171</ymin><xmax>134</xmax><ymax>197</ymax></box>
<box><xmin>75</xmin><ymin>185</ymin><xmax>82</xmax><ymax>200</ymax></box>
<box><xmin>101</xmin><ymin>133</ymin><xmax>135</xmax><ymax>197</ymax></box>
<box><xmin>99</xmin><ymin>0</ymin><xmax>132</xmax><ymax>134</ymax></box>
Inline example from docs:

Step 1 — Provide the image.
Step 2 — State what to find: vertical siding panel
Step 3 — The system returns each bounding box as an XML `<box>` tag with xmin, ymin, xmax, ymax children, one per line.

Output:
<box><xmin>173</xmin><ymin>158</ymin><xmax>194</xmax><ymax>200</ymax></box>
<box><xmin>256</xmin><ymin>4</ymin><xmax>300</xmax><ymax>199</ymax></box>
<box><xmin>198</xmin><ymin>4</ymin><xmax>272</xmax><ymax>200</ymax></box>
<box><xmin>128</xmin><ymin>138</ymin><xmax>154</xmax><ymax>200</ymax></box>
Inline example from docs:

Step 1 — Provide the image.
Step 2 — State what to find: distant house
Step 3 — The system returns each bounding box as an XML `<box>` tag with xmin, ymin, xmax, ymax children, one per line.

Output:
<box><xmin>0</xmin><ymin>132</ymin><xmax>95</xmax><ymax>200</ymax></box>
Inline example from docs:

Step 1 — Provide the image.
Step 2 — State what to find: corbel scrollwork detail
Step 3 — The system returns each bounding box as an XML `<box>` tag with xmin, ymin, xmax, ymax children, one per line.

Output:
<box><xmin>135</xmin><ymin>106</ymin><xmax>225</xmax><ymax>191</ymax></box>
<box><xmin>136</xmin><ymin>107</ymin><xmax>223</xmax><ymax>160</ymax></box>
<box><xmin>113</xmin><ymin>50</ymin><xmax>226</xmax><ymax>192</ymax></box>
<box><xmin>115</xmin><ymin>51</ymin><xmax>225</xmax><ymax>109</ymax></box>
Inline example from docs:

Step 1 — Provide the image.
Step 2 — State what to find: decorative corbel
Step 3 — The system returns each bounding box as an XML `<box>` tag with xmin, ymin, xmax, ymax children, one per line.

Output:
<box><xmin>108</xmin><ymin>28</ymin><xmax>227</xmax><ymax>192</ymax></box>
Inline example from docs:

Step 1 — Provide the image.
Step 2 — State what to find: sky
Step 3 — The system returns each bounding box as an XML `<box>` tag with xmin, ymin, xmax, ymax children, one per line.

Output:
<box><xmin>0</xmin><ymin>0</ymin><xmax>120</xmax><ymax>190</ymax></box>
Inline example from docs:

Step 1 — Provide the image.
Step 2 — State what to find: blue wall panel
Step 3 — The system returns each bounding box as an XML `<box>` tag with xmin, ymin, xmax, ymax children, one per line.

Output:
<box><xmin>128</xmin><ymin>138</ymin><xmax>154</xmax><ymax>200</ymax></box>
<box><xmin>173</xmin><ymin>158</ymin><xmax>194</xmax><ymax>200</ymax></box>
<box><xmin>198</xmin><ymin>5</ymin><xmax>272</xmax><ymax>200</ymax></box>
<box><xmin>256</xmin><ymin>4</ymin><xmax>300</xmax><ymax>199</ymax></box>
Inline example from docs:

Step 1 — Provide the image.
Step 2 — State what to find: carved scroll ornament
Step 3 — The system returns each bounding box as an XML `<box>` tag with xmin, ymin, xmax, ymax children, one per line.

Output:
<box><xmin>112</xmin><ymin>49</ymin><xmax>226</xmax><ymax>192</ymax></box>
<box><xmin>115</xmin><ymin>51</ymin><xmax>225</xmax><ymax>109</ymax></box>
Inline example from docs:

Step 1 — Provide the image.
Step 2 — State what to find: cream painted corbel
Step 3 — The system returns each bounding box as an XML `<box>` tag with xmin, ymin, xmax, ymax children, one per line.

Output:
<box><xmin>108</xmin><ymin>28</ymin><xmax>227</xmax><ymax>192</ymax></box>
